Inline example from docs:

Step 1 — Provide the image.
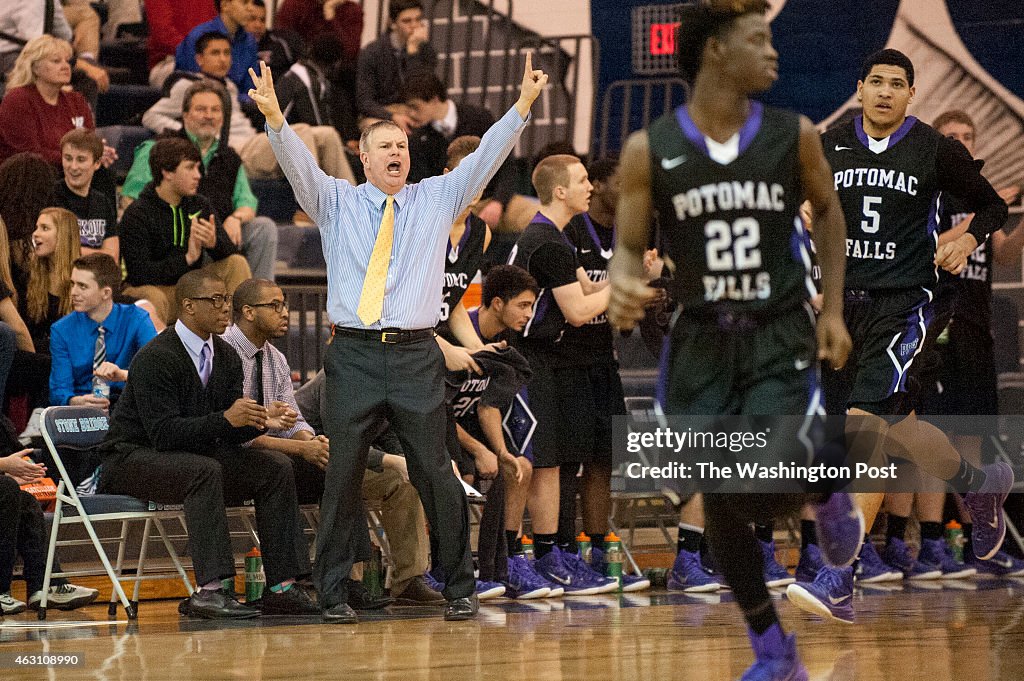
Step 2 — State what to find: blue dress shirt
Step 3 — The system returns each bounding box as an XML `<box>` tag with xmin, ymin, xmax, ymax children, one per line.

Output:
<box><xmin>267</xmin><ymin>105</ymin><xmax>528</xmax><ymax>329</ymax></box>
<box><xmin>49</xmin><ymin>303</ymin><xmax>158</xmax><ymax>405</ymax></box>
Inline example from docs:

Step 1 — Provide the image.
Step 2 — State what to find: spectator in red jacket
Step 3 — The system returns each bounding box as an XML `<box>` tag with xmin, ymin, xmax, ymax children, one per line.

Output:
<box><xmin>0</xmin><ymin>37</ymin><xmax>117</xmax><ymax>170</ymax></box>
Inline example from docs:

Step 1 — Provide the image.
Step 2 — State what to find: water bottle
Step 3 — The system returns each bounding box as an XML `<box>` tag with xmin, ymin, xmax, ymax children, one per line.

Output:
<box><xmin>576</xmin><ymin>532</ymin><xmax>592</xmax><ymax>563</ymax></box>
<box><xmin>521</xmin><ymin>536</ymin><xmax>535</xmax><ymax>560</ymax></box>
<box><xmin>92</xmin><ymin>375</ymin><xmax>110</xmax><ymax>399</ymax></box>
<box><xmin>363</xmin><ymin>544</ymin><xmax>384</xmax><ymax>600</ymax></box>
<box><xmin>945</xmin><ymin>520</ymin><xmax>965</xmax><ymax>562</ymax></box>
<box><xmin>244</xmin><ymin>547</ymin><xmax>265</xmax><ymax>603</ymax></box>
<box><xmin>604</xmin><ymin>532</ymin><xmax>624</xmax><ymax>591</ymax></box>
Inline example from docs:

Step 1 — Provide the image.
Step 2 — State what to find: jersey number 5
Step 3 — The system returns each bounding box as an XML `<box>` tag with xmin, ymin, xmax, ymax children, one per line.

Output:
<box><xmin>705</xmin><ymin>218</ymin><xmax>762</xmax><ymax>271</ymax></box>
<box><xmin>439</xmin><ymin>291</ymin><xmax>451</xmax><ymax>321</ymax></box>
<box><xmin>861</xmin><ymin>196</ymin><xmax>882</xmax><ymax>234</ymax></box>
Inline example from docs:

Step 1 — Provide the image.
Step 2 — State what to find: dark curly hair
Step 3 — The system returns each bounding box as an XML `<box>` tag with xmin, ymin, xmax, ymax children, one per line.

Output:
<box><xmin>0</xmin><ymin>152</ymin><xmax>57</xmax><ymax>266</ymax></box>
<box><xmin>676</xmin><ymin>0</ymin><xmax>771</xmax><ymax>84</ymax></box>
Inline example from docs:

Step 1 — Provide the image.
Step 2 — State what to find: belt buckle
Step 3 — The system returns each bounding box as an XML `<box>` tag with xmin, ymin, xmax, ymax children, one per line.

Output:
<box><xmin>381</xmin><ymin>331</ymin><xmax>399</xmax><ymax>344</ymax></box>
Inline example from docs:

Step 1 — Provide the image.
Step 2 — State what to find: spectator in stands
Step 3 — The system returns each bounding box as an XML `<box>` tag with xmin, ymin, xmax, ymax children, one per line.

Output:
<box><xmin>144</xmin><ymin>0</ymin><xmax>216</xmax><ymax>88</ymax></box>
<box><xmin>274</xmin><ymin>0</ymin><xmax>362</xmax><ymax>135</ymax></box>
<box><xmin>125</xmin><ymin>81</ymin><xmax>278</xmax><ymax>281</ymax></box>
<box><xmin>0</xmin><ymin>153</ymin><xmax>58</xmax><ymax>272</ymax></box>
<box><xmin>49</xmin><ymin>253</ymin><xmax>157</xmax><ymax>409</ymax></box>
<box><xmin>100</xmin><ymin>0</ymin><xmax>144</xmax><ymax>43</ymax></box>
<box><xmin>17</xmin><ymin>208</ymin><xmax>81</xmax><ymax>354</ymax></box>
<box><xmin>0</xmin><ymin>4</ymin><xmax>108</xmax><ymax>100</ymax></box>
<box><xmin>275</xmin><ymin>0</ymin><xmax>361</xmax><ymax>70</ymax></box>
<box><xmin>1</xmin><ymin>456</ymin><xmax>99</xmax><ymax>615</ymax></box>
<box><xmin>119</xmin><ymin>137</ymin><xmax>251</xmax><ymax>324</ymax></box>
<box><xmin>401</xmin><ymin>72</ymin><xmax>495</xmax><ymax>182</ymax></box>
<box><xmin>97</xmin><ymin>268</ymin><xmax>319</xmax><ymax>620</ymax></box>
<box><xmin>54</xmin><ymin>130</ymin><xmax>119</xmax><ymax>262</ymax></box>
<box><xmin>247</xmin><ymin>0</ymin><xmax>304</xmax><ymax>79</ymax></box>
<box><xmin>0</xmin><ymin>222</ymin><xmax>47</xmax><ymax>409</ymax></box>
<box><xmin>60</xmin><ymin>1</ymin><xmax>108</xmax><ymax>93</ymax></box>
<box><xmin>144</xmin><ymin>32</ymin><xmax>355</xmax><ymax>184</ymax></box>
<box><xmin>356</xmin><ymin>0</ymin><xmax>437</xmax><ymax>132</ymax></box>
<box><xmin>176</xmin><ymin>0</ymin><xmax>259</xmax><ymax>104</ymax></box>
<box><xmin>0</xmin><ymin>36</ymin><xmax>115</xmax><ymax>166</ymax></box>
<box><xmin>225</xmin><ymin>280</ymin><xmax>442</xmax><ymax>607</ymax></box>
<box><xmin>274</xmin><ymin>34</ymin><xmax>359</xmax><ymax>151</ymax></box>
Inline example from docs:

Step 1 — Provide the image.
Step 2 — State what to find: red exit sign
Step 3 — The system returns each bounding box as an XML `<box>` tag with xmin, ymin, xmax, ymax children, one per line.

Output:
<box><xmin>650</xmin><ymin>22</ymin><xmax>680</xmax><ymax>55</ymax></box>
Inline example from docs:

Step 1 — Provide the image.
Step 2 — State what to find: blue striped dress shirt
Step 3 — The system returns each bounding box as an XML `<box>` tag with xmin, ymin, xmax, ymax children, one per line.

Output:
<box><xmin>267</xmin><ymin>106</ymin><xmax>529</xmax><ymax>329</ymax></box>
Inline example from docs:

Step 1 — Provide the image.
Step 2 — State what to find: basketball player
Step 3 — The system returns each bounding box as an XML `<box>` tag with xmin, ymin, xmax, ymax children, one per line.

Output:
<box><xmin>448</xmin><ymin>264</ymin><xmax>554</xmax><ymax>598</ymax></box>
<box><xmin>786</xmin><ymin>49</ymin><xmax>1013</xmax><ymax>623</ymax></box>
<box><xmin>508</xmin><ymin>153</ymin><xmax>619</xmax><ymax>596</ymax></box>
<box><xmin>914</xmin><ymin>110</ymin><xmax>1024</xmax><ymax>578</ymax></box>
<box><xmin>560</xmin><ymin>157</ymin><xmax>649</xmax><ymax>591</ymax></box>
<box><xmin>609</xmin><ymin>2</ymin><xmax>859</xmax><ymax>678</ymax></box>
<box><xmin>436</xmin><ymin>136</ymin><xmax>492</xmax><ymax>349</ymax></box>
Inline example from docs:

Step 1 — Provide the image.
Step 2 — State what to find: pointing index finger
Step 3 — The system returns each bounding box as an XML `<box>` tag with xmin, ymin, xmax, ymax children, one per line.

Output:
<box><xmin>525</xmin><ymin>51</ymin><xmax>532</xmax><ymax>76</ymax></box>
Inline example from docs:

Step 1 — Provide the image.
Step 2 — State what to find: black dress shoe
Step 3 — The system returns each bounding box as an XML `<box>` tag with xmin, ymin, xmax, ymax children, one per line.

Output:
<box><xmin>261</xmin><ymin>585</ymin><xmax>320</xmax><ymax>616</ymax></box>
<box><xmin>323</xmin><ymin>602</ymin><xmax>359</xmax><ymax>624</ymax></box>
<box><xmin>346</xmin><ymin>580</ymin><xmax>393</xmax><ymax>610</ymax></box>
<box><xmin>392</xmin><ymin>575</ymin><xmax>446</xmax><ymax>606</ymax></box>
<box><xmin>180</xmin><ymin>589</ymin><xmax>260</xmax><ymax>619</ymax></box>
<box><xmin>443</xmin><ymin>595</ymin><xmax>479</xmax><ymax>621</ymax></box>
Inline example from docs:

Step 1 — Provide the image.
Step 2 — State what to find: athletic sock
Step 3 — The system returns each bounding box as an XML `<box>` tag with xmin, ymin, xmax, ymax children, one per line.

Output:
<box><xmin>886</xmin><ymin>514</ymin><xmax>908</xmax><ymax>544</ymax></box>
<box><xmin>677</xmin><ymin>523</ymin><xmax>703</xmax><ymax>554</ymax></box>
<box><xmin>269</xmin><ymin>579</ymin><xmax>294</xmax><ymax>593</ymax></box>
<box><xmin>800</xmin><ymin>520</ymin><xmax>818</xmax><ymax>548</ymax></box>
<box><xmin>746</xmin><ymin>599</ymin><xmax>781</xmax><ymax>635</ymax></box>
<box><xmin>953</xmin><ymin>460</ymin><xmax>987</xmax><ymax>492</ymax></box>
<box><xmin>506</xmin><ymin>530</ymin><xmax>522</xmax><ymax>556</ymax></box>
<box><xmin>920</xmin><ymin>521</ymin><xmax>943</xmax><ymax>542</ymax></box>
<box><xmin>535</xmin><ymin>533</ymin><xmax>558</xmax><ymax>559</ymax></box>
<box><xmin>753</xmin><ymin>523</ymin><xmax>773</xmax><ymax>543</ymax></box>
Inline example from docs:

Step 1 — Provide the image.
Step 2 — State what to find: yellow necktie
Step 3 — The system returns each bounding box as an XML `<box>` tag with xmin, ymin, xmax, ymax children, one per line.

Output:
<box><xmin>356</xmin><ymin>195</ymin><xmax>395</xmax><ymax>325</ymax></box>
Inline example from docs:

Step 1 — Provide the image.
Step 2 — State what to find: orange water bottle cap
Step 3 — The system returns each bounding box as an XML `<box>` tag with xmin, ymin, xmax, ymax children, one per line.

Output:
<box><xmin>576</xmin><ymin>532</ymin><xmax>590</xmax><ymax>542</ymax></box>
<box><xmin>945</xmin><ymin>520</ymin><xmax>961</xmax><ymax>530</ymax></box>
<box><xmin>521</xmin><ymin>536</ymin><xmax>534</xmax><ymax>545</ymax></box>
<box><xmin>605</xmin><ymin>532</ymin><xmax>620</xmax><ymax>542</ymax></box>
<box><xmin>247</xmin><ymin>547</ymin><xmax>262</xmax><ymax>557</ymax></box>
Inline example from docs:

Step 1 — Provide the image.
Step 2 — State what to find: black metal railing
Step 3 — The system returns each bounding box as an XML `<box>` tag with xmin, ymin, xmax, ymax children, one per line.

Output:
<box><xmin>596</xmin><ymin>77</ymin><xmax>688</xmax><ymax>157</ymax></box>
<box><xmin>274</xmin><ymin>285</ymin><xmax>330</xmax><ymax>384</ymax></box>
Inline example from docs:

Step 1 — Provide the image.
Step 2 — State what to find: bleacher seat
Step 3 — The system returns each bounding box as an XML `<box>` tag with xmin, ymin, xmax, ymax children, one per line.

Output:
<box><xmin>96</xmin><ymin>84</ymin><xmax>162</xmax><ymax>127</ymax></box>
<box><xmin>95</xmin><ymin>125</ymin><xmax>152</xmax><ymax>183</ymax></box>
<box><xmin>251</xmin><ymin>178</ymin><xmax>299</xmax><ymax>223</ymax></box>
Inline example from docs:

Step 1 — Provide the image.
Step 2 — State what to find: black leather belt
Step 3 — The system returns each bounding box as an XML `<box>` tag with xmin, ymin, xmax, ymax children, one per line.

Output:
<box><xmin>331</xmin><ymin>326</ymin><xmax>435</xmax><ymax>344</ymax></box>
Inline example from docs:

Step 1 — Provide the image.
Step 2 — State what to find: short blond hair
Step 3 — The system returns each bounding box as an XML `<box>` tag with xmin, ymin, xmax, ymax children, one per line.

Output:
<box><xmin>531</xmin><ymin>154</ymin><xmax>580</xmax><ymax>204</ymax></box>
<box><xmin>6</xmin><ymin>35</ymin><xmax>74</xmax><ymax>90</ymax></box>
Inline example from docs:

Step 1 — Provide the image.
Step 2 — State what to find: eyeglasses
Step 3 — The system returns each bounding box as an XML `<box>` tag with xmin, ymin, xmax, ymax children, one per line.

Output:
<box><xmin>190</xmin><ymin>294</ymin><xmax>232</xmax><ymax>309</ymax></box>
<box><xmin>248</xmin><ymin>300</ymin><xmax>288</xmax><ymax>313</ymax></box>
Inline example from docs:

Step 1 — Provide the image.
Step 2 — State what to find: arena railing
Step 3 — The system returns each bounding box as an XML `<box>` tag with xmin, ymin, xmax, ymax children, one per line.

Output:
<box><xmin>595</xmin><ymin>77</ymin><xmax>689</xmax><ymax>158</ymax></box>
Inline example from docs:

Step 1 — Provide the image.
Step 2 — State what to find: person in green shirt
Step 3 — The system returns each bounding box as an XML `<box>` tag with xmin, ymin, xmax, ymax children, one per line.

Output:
<box><xmin>122</xmin><ymin>80</ymin><xmax>278</xmax><ymax>280</ymax></box>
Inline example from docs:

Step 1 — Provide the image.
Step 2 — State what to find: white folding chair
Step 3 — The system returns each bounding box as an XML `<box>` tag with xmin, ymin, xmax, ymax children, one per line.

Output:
<box><xmin>39</xmin><ymin>406</ymin><xmax>193</xmax><ymax>620</ymax></box>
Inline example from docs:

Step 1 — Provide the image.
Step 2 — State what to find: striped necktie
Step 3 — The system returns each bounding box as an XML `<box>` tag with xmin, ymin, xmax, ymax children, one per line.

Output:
<box><xmin>199</xmin><ymin>344</ymin><xmax>211</xmax><ymax>387</ymax></box>
<box><xmin>93</xmin><ymin>326</ymin><xmax>106</xmax><ymax>376</ymax></box>
<box><xmin>356</xmin><ymin>195</ymin><xmax>395</xmax><ymax>326</ymax></box>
